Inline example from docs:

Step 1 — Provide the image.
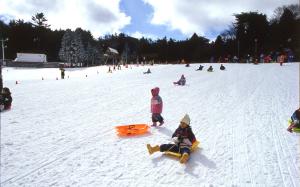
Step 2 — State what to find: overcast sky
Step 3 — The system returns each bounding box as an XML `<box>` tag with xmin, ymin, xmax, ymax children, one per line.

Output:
<box><xmin>0</xmin><ymin>0</ymin><xmax>298</xmax><ymax>41</ymax></box>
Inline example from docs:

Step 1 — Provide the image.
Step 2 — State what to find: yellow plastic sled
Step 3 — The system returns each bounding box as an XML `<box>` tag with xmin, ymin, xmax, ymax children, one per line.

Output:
<box><xmin>164</xmin><ymin>140</ymin><xmax>200</xmax><ymax>157</ymax></box>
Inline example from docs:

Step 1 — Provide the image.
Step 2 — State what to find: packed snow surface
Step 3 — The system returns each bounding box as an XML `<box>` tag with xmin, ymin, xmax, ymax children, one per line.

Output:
<box><xmin>1</xmin><ymin>63</ymin><xmax>300</xmax><ymax>187</ymax></box>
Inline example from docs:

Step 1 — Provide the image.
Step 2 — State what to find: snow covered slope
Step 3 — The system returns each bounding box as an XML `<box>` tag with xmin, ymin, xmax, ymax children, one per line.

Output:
<box><xmin>1</xmin><ymin>63</ymin><xmax>299</xmax><ymax>187</ymax></box>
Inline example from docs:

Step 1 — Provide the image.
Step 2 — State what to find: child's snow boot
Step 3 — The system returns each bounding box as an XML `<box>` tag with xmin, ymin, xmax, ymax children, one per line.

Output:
<box><xmin>159</xmin><ymin>121</ymin><xmax>164</xmax><ymax>126</ymax></box>
<box><xmin>151</xmin><ymin>122</ymin><xmax>157</xmax><ymax>127</ymax></box>
<box><xmin>180</xmin><ymin>153</ymin><xmax>189</xmax><ymax>163</ymax></box>
<box><xmin>147</xmin><ymin>144</ymin><xmax>160</xmax><ymax>155</ymax></box>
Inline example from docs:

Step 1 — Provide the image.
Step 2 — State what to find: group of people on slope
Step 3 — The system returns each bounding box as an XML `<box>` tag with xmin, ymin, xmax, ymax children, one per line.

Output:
<box><xmin>196</xmin><ymin>64</ymin><xmax>225</xmax><ymax>72</ymax></box>
<box><xmin>144</xmin><ymin>63</ymin><xmax>226</xmax><ymax>87</ymax></box>
<box><xmin>0</xmin><ymin>87</ymin><xmax>12</xmax><ymax>112</ymax></box>
<box><xmin>148</xmin><ymin>86</ymin><xmax>197</xmax><ymax>163</ymax></box>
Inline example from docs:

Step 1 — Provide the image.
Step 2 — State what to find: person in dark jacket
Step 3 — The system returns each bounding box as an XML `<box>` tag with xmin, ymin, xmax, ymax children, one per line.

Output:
<box><xmin>108</xmin><ymin>66</ymin><xmax>112</xmax><ymax>73</ymax></box>
<box><xmin>147</xmin><ymin>114</ymin><xmax>196</xmax><ymax>163</ymax></box>
<box><xmin>143</xmin><ymin>68</ymin><xmax>151</xmax><ymax>74</ymax></box>
<box><xmin>220</xmin><ymin>64</ymin><xmax>226</xmax><ymax>70</ymax></box>
<box><xmin>60</xmin><ymin>68</ymin><xmax>65</xmax><ymax>79</ymax></box>
<box><xmin>207</xmin><ymin>66</ymin><xmax>213</xmax><ymax>72</ymax></box>
<box><xmin>287</xmin><ymin>108</ymin><xmax>300</xmax><ymax>132</ymax></box>
<box><xmin>196</xmin><ymin>65</ymin><xmax>204</xmax><ymax>71</ymax></box>
<box><xmin>0</xmin><ymin>87</ymin><xmax>12</xmax><ymax>111</ymax></box>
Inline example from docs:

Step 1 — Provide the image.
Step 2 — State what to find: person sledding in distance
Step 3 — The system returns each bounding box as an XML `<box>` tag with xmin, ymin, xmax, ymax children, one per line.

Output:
<box><xmin>143</xmin><ymin>68</ymin><xmax>151</xmax><ymax>74</ymax></box>
<box><xmin>147</xmin><ymin>114</ymin><xmax>197</xmax><ymax>163</ymax></box>
<box><xmin>173</xmin><ymin>74</ymin><xmax>186</xmax><ymax>86</ymax></box>
<box><xmin>207</xmin><ymin>66</ymin><xmax>213</xmax><ymax>72</ymax></box>
<box><xmin>220</xmin><ymin>64</ymin><xmax>225</xmax><ymax>70</ymax></box>
<box><xmin>151</xmin><ymin>87</ymin><xmax>164</xmax><ymax>126</ymax></box>
<box><xmin>0</xmin><ymin>87</ymin><xmax>12</xmax><ymax>112</ymax></box>
<box><xmin>196</xmin><ymin>65</ymin><xmax>204</xmax><ymax>71</ymax></box>
<box><xmin>287</xmin><ymin>108</ymin><xmax>300</xmax><ymax>133</ymax></box>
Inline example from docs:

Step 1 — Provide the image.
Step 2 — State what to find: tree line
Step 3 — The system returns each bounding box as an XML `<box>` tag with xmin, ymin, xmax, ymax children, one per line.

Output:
<box><xmin>0</xmin><ymin>4</ymin><xmax>299</xmax><ymax>65</ymax></box>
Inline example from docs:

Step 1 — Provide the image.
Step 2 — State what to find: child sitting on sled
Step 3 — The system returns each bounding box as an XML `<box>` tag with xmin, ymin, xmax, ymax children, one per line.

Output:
<box><xmin>220</xmin><ymin>64</ymin><xmax>226</xmax><ymax>70</ymax></box>
<box><xmin>173</xmin><ymin>74</ymin><xmax>186</xmax><ymax>86</ymax></box>
<box><xmin>143</xmin><ymin>68</ymin><xmax>151</xmax><ymax>74</ymax></box>
<box><xmin>147</xmin><ymin>114</ymin><xmax>196</xmax><ymax>163</ymax></box>
<box><xmin>151</xmin><ymin>87</ymin><xmax>164</xmax><ymax>126</ymax></box>
<box><xmin>287</xmin><ymin>108</ymin><xmax>300</xmax><ymax>132</ymax></box>
<box><xmin>207</xmin><ymin>66</ymin><xmax>213</xmax><ymax>72</ymax></box>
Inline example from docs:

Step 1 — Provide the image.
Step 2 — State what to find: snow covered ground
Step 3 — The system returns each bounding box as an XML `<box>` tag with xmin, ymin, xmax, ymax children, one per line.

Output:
<box><xmin>1</xmin><ymin>63</ymin><xmax>299</xmax><ymax>187</ymax></box>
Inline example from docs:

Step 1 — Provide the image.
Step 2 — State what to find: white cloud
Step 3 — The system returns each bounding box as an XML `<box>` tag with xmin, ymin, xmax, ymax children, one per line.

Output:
<box><xmin>0</xmin><ymin>0</ymin><xmax>131</xmax><ymax>38</ymax></box>
<box><xmin>130</xmin><ymin>31</ymin><xmax>159</xmax><ymax>40</ymax></box>
<box><xmin>143</xmin><ymin>0</ymin><xmax>298</xmax><ymax>39</ymax></box>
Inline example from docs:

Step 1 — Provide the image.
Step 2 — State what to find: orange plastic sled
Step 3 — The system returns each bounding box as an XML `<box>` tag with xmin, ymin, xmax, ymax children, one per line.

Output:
<box><xmin>115</xmin><ymin>124</ymin><xmax>150</xmax><ymax>136</ymax></box>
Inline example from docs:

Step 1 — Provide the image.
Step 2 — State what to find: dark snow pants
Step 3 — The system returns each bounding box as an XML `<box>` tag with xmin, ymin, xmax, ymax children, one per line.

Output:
<box><xmin>160</xmin><ymin>144</ymin><xmax>191</xmax><ymax>155</ymax></box>
<box><xmin>152</xmin><ymin>113</ymin><xmax>164</xmax><ymax>123</ymax></box>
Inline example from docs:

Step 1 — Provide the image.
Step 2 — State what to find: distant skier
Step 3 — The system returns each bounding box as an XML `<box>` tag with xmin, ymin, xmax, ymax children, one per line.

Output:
<box><xmin>60</xmin><ymin>68</ymin><xmax>65</xmax><ymax>79</ymax></box>
<box><xmin>196</xmin><ymin>65</ymin><xmax>204</xmax><ymax>71</ymax></box>
<box><xmin>287</xmin><ymin>108</ymin><xmax>300</xmax><ymax>133</ymax></box>
<box><xmin>0</xmin><ymin>87</ymin><xmax>12</xmax><ymax>112</ymax></box>
<box><xmin>150</xmin><ymin>87</ymin><xmax>164</xmax><ymax>126</ymax></box>
<box><xmin>174</xmin><ymin>74</ymin><xmax>186</xmax><ymax>86</ymax></box>
<box><xmin>147</xmin><ymin>114</ymin><xmax>197</xmax><ymax>163</ymax></box>
<box><xmin>207</xmin><ymin>66</ymin><xmax>213</xmax><ymax>72</ymax></box>
<box><xmin>108</xmin><ymin>67</ymin><xmax>112</xmax><ymax>73</ymax></box>
<box><xmin>143</xmin><ymin>68</ymin><xmax>151</xmax><ymax>74</ymax></box>
<box><xmin>220</xmin><ymin>64</ymin><xmax>225</xmax><ymax>70</ymax></box>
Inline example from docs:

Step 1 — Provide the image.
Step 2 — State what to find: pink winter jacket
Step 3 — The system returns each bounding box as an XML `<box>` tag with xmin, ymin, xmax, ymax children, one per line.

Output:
<box><xmin>151</xmin><ymin>87</ymin><xmax>163</xmax><ymax>114</ymax></box>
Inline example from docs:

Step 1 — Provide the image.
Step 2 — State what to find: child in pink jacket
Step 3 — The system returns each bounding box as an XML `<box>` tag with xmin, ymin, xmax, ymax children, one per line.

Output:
<box><xmin>151</xmin><ymin>87</ymin><xmax>164</xmax><ymax>126</ymax></box>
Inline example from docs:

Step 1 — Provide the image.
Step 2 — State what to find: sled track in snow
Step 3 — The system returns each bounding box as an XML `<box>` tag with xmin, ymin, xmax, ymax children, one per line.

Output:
<box><xmin>2</xmin><ymin>104</ymin><xmax>150</xmax><ymax>185</ymax></box>
<box><xmin>272</xmin><ymin>99</ymin><xmax>299</xmax><ymax>186</ymax></box>
<box><xmin>220</xmin><ymin>71</ymin><xmax>265</xmax><ymax>185</ymax></box>
<box><xmin>271</xmin><ymin>66</ymin><xmax>299</xmax><ymax>187</ymax></box>
<box><xmin>1</xmin><ymin>79</ymin><xmax>150</xmax><ymax>186</ymax></box>
<box><xmin>1</xmin><ymin>127</ymin><xmax>113</xmax><ymax>185</ymax></box>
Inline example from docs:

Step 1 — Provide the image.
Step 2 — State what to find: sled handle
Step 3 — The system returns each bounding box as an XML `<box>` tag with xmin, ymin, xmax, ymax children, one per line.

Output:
<box><xmin>128</xmin><ymin>125</ymin><xmax>135</xmax><ymax>129</ymax></box>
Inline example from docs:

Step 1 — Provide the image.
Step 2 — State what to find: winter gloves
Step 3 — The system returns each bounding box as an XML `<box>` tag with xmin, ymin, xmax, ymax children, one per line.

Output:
<box><xmin>172</xmin><ymin>137</ymin><xmax>180</xmax><ymax>144</ymax></box>
<box><xmin>172</xmin><ymin>136</ymin><xmax>192</xmax><ymax>146</ymax></box>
